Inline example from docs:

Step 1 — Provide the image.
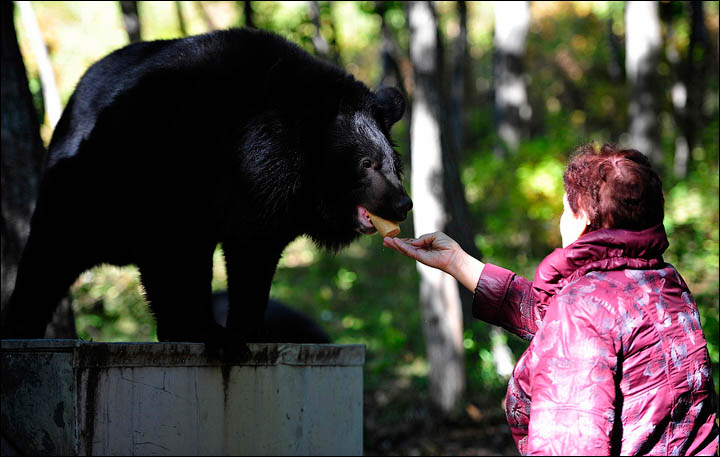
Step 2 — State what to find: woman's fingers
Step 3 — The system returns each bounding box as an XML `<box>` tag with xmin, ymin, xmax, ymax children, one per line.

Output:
<box><xmin>390</xmin><ymin>238</ymin><xmax>419</xmax><ymax>257</ymax></box>
<box><xmin>385</xmin><ymin>237</ymin><xmax>424</xmax><ymax>261</ymax></box>
<box><xmin>383</xmin><ymin>237</ymin><xmax>408</xmax><ymax>253</ymax></box>
<box><xmin>410</xmin><ymin>233</ymin><xmax>436</xmax><ymax>247</ymax></box>
<box><xmin>385</xmin><ymin>233</ymin><xmax>441</xmax><ymax>253</ymax></box>
<box><xmin>382</xmin><ymin>237</ymin><xmax>400</xmax><ymax>251</ymax></box>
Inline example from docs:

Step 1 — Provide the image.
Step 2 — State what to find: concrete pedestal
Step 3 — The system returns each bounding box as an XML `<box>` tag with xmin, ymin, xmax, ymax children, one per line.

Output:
<box><xmin>1</xmin><ymin>340</ymin><xmax>365</xmax><ymax>456</ymax></box>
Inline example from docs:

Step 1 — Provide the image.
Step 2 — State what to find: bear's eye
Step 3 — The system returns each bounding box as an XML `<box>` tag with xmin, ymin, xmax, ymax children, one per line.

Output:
<box><xmin>362</xmin><ymin>159</ymin><xmax>373</xmax><ymax>169</ymax></box>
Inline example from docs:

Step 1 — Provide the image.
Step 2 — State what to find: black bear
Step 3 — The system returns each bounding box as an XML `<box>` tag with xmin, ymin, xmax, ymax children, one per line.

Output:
<box><xmin>2</xmin><ymin>28</ymin><xmax>412</xmax><ymax>345</ymax></box>
<box><xmin>212</xmin><ymin>292</ymin><xmax>331</xmax><ymax>344</ymax></box>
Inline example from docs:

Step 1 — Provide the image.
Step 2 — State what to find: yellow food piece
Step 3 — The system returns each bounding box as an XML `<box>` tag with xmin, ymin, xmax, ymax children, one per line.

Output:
<box><xmin>367</xmin><ymin>212</ymin><xmax>401</xmax><ymax>237</ymax></box>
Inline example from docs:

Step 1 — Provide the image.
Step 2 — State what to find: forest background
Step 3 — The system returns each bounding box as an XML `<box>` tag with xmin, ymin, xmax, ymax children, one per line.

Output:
<box><xmin>4</xmin><ymin>1</ymin><xmax>719</xmax><ymax>455</ymax></box>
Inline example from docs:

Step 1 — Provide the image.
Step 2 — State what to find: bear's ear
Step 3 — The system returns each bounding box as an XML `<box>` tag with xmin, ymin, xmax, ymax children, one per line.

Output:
<box><xmin>374</xmin><ymin>86</ymin><xmax>405</xmax><ymax>128</ymax></box>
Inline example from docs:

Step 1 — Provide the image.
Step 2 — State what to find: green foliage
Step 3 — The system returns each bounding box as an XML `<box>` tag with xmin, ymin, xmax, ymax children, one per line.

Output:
<box><xmin>663</xmin><ymin>160</ymin><xmax>720</xmax><ymax>391</ymax></box>
<box><xmin>16</xmin><ymin>0</ymin><xmax>718</xmax><ymax>410</ymax></box>
<box><xmin>269</xmin><ymin>235</ymin><xmax>426</xmax><ymax>391</ymax></box>
<box><xmin>72</xmin><ymin>266</ymin><xmax>155</xmax><ymax>342</ymax></box>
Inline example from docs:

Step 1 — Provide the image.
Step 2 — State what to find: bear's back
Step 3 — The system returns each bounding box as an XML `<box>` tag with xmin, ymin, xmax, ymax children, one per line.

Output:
<box><xmin>47</xmin><ymin>28</ymin><xmax>333</xmax><ymax>167</ymax></box>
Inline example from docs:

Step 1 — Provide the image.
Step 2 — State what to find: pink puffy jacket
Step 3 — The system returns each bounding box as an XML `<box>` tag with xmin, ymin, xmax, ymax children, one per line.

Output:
<box><xmin>473</xmin><ymin>224</ymin><xmax>718</xmax><ymax>455</ymax></box>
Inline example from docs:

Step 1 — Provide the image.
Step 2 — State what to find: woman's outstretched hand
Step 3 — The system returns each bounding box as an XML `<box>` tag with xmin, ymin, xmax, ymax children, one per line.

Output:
<box><xmin>383</xmin><ymin>232</ymin><xmax>485</xmax><ymax>292</ymax></box>
<box><xmin>383</xmin><ymin>232</ymin><xmax>460</xmax><ymax>273</ymax></box>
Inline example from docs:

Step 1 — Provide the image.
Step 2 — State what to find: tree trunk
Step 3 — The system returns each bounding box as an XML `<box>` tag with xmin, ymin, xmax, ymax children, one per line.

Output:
<box><xmin>44</xmin><ymin>298</ymin><xmax>77</xmax><ymax>338</ymax></box>
<box><xmin>1</xmin><ymin>1</ymin><xmax>76</xmax><ymax>338</ymax></box>
<box><xmin>15</xmin><ymin>1</ymin><xmax>61</xmax><ymax>129</ymax></box>
<box><xmin>408</xmin><ymin>0</ymin><xmax>466</xmax><ymax>415</ymax></box>
<box><xmin>174</xmin><ymin>1</ymin><xmax>187</xmax><ymax>37</ymax></box>
<box><xmin>119</xmin><ymin>1</ymin><xmax>141</xmax><ymax>43</ymax></box>
<box><xmin>375</xmin><ymin>1</ymin><xmax>412</xmax><ymax>167</ymax></box>
<box><xmin>625</xmin><ymin>1</ymin><xmax>663</xmax><ymax>170</ymax></box>
<box><xmin>308</xmin><ymin>1</ymin><xmax>331</xmax><ymax>61</ymax></box>
<box><xmin>242</xmin><ymin>1</ymin><xmax>255</xmax><ymax>29</ymax></box>
<box><xmin>448</xmin><ymin>0</ymin><xmax>468</xmax><ymax>164</ymax></box>
<box><xmin>606</xmin><ymin>17</ymin><xmax>625</xmax><ymax>83</ymax></box>
<box><xmin>442</xmin><ymin>0</ymin><xmax>480</xmax><ymax>328</ymax></box>
<box><xmin>493</xmin><ymin>1</ymin><xmax>531</xmax><ymax>156</ymax></box>
<box><xmin>376</xmin><ymin>2</ymin><xmax>403</xmax><ymax>92</ymax></box>
<box><xmin>672</xmin><ymin>1</ymin><xmax>710</xmax><ymax>179</ymax></box>
<box><xmin>489</xmin><ymin>1</ymin><xmax>532</xmax><ymax>375</ymax></box>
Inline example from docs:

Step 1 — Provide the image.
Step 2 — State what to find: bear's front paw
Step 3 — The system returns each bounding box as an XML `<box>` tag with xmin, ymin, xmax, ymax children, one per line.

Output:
<box><xmin>203</xmin><ymin>328</ymin><xmax>252</xmax><ymax>363</ymax></box>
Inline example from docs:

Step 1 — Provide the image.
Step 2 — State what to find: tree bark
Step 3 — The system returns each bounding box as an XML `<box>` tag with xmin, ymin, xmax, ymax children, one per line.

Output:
<box><xmin>375</xmin><ymin>1</ymin><xmax>412</xmax><ymax>167</ymax></box>
<box><xmin>15</xmin><ymin>1</ymin><xmax>61</xmax><ymax>129</ymax></box>
<box><xmin>625</xmin><ymin>1</ymin><xmax>663</xmax><ymax>170</ymax></box>
<box><xmin>174</xmin><ymin>1</ymin><xmax>187</xmax><ymax>37</ymax></box>
<box><xmin>1</xmin><ymin>1</ymin><xmax>76</xmax><ymax>338</ymax></box>
<box><xmin>672</xmin><ymin>1</ymin><xmax>710</xmax><ymax>179</ymax></box>
<box><xmin>448</xmin><ymin>0</ymin><xmax>468</xmax><ymax>164</ymax></box>
<box><xmin>119</xmin><ymin>1</ymin><xmax>141</xmax><ymax>43</ymax></box>
<box><xmin>442</xmin><ymin>0</ymin><xmax>480</xmax><ymax>328</ymax></box>
<box><xmin>493</xmin><ymin>1</ymin><xmax>531</xmax><ymax>156</ymax></box>
<box><xmin>606</xmin><ymin>17</ymin><xmax>625</xmax><ymax>83</ymax></box>
<box><xmin>376</xmin><ymin>2</ymin><xmax>406</xmax><ymax>96</ymax></box>
<box><xmin>242</xmin><ymin>1</ymin><xmax>255</xmax><ymax>29</ymax></box>
<box><xmin>408</xmin><ymin>0</ymin><xmax>466</xmax><ymax>415</ymax></box>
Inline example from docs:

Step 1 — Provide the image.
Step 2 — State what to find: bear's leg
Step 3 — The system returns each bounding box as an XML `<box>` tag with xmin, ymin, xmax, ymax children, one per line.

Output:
<box><xmin>138</xmin><ymin>246</ymin><xmax>221</xmax><ymax>343</ymax></box>
<box><xmin>3</xmin><ymin>219</ymin><xmax>94</xmax><ymax>338</ymax></box>
<box><xmin>222</xmin><ymin>240</ymin><xmax>284</xmax><ymax>342</ymax></box>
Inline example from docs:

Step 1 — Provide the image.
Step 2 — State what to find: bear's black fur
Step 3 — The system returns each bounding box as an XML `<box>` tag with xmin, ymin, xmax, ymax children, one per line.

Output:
<box><xmin>211</xmin><ymin>292</ymin><xmax>331</xmax><ymax>344</ymax></box>
<box><xmin>2</xmin><ymin>28</ymin><xmax>411</xmax><ymax>346</ymax></box>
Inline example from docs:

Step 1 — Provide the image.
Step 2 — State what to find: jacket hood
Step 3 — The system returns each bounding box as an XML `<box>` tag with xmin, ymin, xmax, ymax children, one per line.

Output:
<box><xmin>532</xmin><ymin>224</ymin><xmax>669</xmax><ymax>306</ymax></box>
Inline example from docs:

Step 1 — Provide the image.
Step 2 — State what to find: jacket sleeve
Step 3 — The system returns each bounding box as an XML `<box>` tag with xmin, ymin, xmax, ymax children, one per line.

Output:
<box><xmin>525</xmin><ymin>290</ymin><xmax>619</xmax><ymax>456</ymax></box>
<box><xmin>471</xmin><ymin>263</ymin><xmax>543</xmax><ymax>341</ymax></box>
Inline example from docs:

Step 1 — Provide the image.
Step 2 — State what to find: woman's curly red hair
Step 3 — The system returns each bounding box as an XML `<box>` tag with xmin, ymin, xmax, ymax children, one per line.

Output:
<box><xmin>563</xmin><ymin>143</ymin><xmax>664</xmax><ymax>232</ymax></box>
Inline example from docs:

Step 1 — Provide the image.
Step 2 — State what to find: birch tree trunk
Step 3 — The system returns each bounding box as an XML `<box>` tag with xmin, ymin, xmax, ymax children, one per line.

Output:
<box><xmin>16</xmin><ymin>1</ymin><xmax>61</xmax><ymax>129</ymax></box>
<box><xmin>626</xmin><ymin>1</ymin><xmax>663</xmax><ymax>170</ymax></box>
<box><xmin>408</xmin><ymin>0</ymin><xmax>465</xmax><ymax>415</ymax></box>
<box><xmin>493</xmin><ymin>1</ymin><xmax>531</xmax><ymax>156</ymax></box>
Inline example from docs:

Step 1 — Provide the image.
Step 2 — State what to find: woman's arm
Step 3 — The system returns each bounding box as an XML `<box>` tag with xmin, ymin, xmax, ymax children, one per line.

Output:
<box><xmin>382</xmin><ymin>233</ymin><xmax>484</xmax><ymax>292</ymax></box>
<box><xmin>384</xmin><ymin>233</ymin><xmax>542</xmax><ymax>339</ymax></box>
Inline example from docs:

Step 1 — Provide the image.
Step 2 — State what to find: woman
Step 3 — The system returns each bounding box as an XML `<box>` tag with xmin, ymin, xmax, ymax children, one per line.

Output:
<box><xmin>384</xmin><ymin>144</ymin><xmax>718</xmax><ymax>456</ymax></box>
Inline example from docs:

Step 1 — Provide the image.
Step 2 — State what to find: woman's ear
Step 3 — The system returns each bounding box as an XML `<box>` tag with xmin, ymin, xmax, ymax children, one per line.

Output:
<box><xmin>579</xmin><ymin>208</ymin><xmax>591</xmax><ymax>229</ymax></box>
<box><xmin>572</xmin><ymin>194</ymin><xmax>592</xmax><ymax>231</ymax></box>
<box><xmin>561</xmin><ymin>193</ymin><xmax>592</xmax><ymax>247</ymax></box>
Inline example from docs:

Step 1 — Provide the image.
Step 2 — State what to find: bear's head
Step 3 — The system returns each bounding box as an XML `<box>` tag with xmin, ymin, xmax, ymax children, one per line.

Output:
<box><xmin>310</xmin><ymin>85</ymin><xmax>412</xmax><ymax>249</ymax></box>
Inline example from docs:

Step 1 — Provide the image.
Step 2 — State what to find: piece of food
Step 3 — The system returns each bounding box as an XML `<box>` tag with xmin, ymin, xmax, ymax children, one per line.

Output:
<box><xmin>367</xmin><ymin>211</ymin><xmax>401</xmax><ymax>237</ymax></box>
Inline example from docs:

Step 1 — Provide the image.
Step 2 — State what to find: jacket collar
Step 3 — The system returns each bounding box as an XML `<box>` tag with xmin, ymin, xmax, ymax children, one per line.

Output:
<box><xmin>532</xmin><ymin>224</ymin><xmax>669</xmax><ymax>305</ymax></box>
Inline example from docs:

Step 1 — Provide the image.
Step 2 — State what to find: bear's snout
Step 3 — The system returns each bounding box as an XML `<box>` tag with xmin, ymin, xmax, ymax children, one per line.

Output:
<box><xmin>393</xmin><ymin>194</ymin><xmax>413</xmax><ymax>221</ymax></box>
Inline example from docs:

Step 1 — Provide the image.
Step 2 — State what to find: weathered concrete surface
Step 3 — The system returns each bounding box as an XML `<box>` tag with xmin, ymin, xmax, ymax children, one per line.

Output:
<box><xmin>1</xmin><ymin>340</ymin><xmax>365</xmax><ymax>456</ymax></box>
